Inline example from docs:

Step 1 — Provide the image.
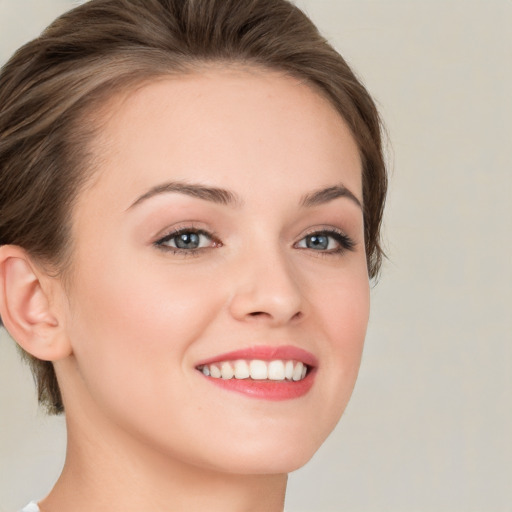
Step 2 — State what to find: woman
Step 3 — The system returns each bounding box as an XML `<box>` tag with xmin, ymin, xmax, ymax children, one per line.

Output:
<box><xmin>0</xmin><ymin>0</ymin><xmax>387</xmax><ymax>510</ymax></box>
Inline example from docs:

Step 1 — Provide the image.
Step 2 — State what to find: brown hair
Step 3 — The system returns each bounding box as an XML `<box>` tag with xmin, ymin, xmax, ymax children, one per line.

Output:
<box><xmin>0</xmin><ymin>0</ymin><xmax>387</xmax><ymax>414</ymax></box>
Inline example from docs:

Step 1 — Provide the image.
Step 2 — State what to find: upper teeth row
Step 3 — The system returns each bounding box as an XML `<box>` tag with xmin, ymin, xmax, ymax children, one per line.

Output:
<box><xmin>199</xmin><ymin>359</ymin><xmax>308</xmax><ymax>381</ymax></box>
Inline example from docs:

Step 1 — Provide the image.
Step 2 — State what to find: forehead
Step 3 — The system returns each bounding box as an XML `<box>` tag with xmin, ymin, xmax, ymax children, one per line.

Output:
<box><xmin>78</xmin><ymin>66</ymin><xmax>362</xmax><ymax>212</ymax></box>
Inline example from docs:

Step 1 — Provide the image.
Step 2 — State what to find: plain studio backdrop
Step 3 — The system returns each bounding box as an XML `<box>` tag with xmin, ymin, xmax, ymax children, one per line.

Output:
<box><xmin>0</xmin><ymin>1</ymin><xmax>511</xmax><ymax>511</ymax></box>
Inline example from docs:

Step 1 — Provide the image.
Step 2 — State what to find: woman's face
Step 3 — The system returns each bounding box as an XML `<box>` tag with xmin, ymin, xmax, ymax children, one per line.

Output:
<box><xmin>60</xmin><ymin>67</ymin><xmax>369</xmax><ymax>474</ymax></box>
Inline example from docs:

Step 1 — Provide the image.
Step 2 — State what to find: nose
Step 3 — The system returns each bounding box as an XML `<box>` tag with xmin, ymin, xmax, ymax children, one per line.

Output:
<box><xmin>228</xmin><ymin>248</ymin><xmax>305</xmax><ymax>326</ymax></box>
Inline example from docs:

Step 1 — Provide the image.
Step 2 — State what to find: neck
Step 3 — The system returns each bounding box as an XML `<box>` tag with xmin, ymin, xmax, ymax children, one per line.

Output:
<box><xmin>40</xmin><ymin>411</ymin><xmax>287</xmax><ymax>512</ymax></box>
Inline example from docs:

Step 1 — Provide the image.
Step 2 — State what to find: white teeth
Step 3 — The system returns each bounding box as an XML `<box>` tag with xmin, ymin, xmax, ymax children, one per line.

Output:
<box><xmin>221</xmin><ymin>362</ymin><xmax>234</xmax><ymax>380</ymax></box>
<box><xmin>210</xmin><ymin>365</ymin><xmax>221</xmax><ymax>378</ymax></box>
<box><xmin>292</xmin><ymin>361</ymin><xmax>304</xmax><ymax>381</ymax></box>
<box><xmin>268</xmin><ymin>360</ymin><xmax>285</xmax><ymax>381</ymax></box>
<box><xmin>284</xmin><ymin>360</ymin><xmax>294</xmax><ymax>380</ymax></box>
<box><xmin>200</xmin><ymin>359</ymin><xmax>309</xmax><ymax>382</ymax></box>
<box><xmin>249</xmin><ymin>360</ymin><xmax>268</xmax><ymax>380</ymax></box>
<box><xmin>234</xmin><ymin>359</ymin><xmax>250</xmax><ymax>379</ymax></box>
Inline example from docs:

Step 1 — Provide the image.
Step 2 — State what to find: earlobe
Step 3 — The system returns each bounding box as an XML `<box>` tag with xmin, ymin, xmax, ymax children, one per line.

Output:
<box><xmin>0</xmin><ymin>245</ymin><xmax>71</xmax><ymax>361</ymax></box>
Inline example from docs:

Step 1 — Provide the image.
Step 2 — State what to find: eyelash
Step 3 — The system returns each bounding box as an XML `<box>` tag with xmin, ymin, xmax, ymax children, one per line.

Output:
<box><xmin>154</xmin><ymin>227</ymin><xmax>356</xmax><ymax>257</ymax></box>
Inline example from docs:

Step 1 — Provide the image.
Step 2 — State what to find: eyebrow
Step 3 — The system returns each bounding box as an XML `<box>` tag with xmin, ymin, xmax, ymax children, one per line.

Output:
<box><xmin>299</xmin><ymin>185</ymin><xmax>362</xmax><ymax>209</ymax></box>
<box><xmin>128</xmin><ymin>181</ymin><xmax>241</xmax><ymax>210</ymax></box>
<box><xmin>128</xmin><ymin>181</ymin><xmax>361</xmax><ymax>210</ymax></box>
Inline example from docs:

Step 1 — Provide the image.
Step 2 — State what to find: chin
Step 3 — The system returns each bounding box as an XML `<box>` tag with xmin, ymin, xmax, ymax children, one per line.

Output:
<box><xmin>200</xmin><ymin>444</ymin><xmax>319</xmax><ymax>476</ymax></box>
<box><xmin>186</xmin><ymin>420</ymin><xmax>336</xmax><ymax>476</ymax></box>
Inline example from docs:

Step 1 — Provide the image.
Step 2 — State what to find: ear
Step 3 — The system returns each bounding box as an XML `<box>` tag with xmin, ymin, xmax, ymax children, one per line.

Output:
<box><xmin>0</xmin><ymin>245</ymin><xmax>72</xmax><ymax>361</ymax></box>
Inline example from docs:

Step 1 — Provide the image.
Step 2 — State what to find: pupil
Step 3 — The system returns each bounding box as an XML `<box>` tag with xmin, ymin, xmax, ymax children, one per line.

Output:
<box><xmin>176</xmin><ymin>232</ymin><xmax>200</xmax><ymax>249</ymax></box>
<box><xmin>307</xmin><ymin>235</ymin><xmax>328</xmax><ymax>250</ymax></box>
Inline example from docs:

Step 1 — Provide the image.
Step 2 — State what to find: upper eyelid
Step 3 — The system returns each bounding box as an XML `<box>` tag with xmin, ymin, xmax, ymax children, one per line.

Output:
<box><xmin>158</xmin><ymin>227</ymin><xmax>210</xmax><ymax>239</ymax></box>
<box><xmin>296</xmin><ymin>226</ymin><xmax>355</xmax><ymax>241</ymax></box>
<box><xmin>154</xmin><ymin>223</ymin><xmax>214</xmax><ymax>241</ymax></box>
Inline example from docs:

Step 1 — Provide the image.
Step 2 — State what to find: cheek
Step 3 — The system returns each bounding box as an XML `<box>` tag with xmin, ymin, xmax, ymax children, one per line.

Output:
<box><xmin>329</xmin><ymin>272</ymin><xmax>369</xmax><ymax>364</ymax></box>
<box><xmin>309</xmin><ymin>256</ymin><xmax>370</xmax><ymax>352</ymax></box>
<box><xmin>311</xmin><ymin>268</ymin><xmax>370</xmax><ymax>406</ymax></box>
<box><xmin>64</xmin><ymin>251</ymin><xmax>223</xmax><ymax>410</ymax></box>
<box><xmin>329</xmin><ymin>276</ymin><xmax>369</xmax><ymax>349</ymax></box>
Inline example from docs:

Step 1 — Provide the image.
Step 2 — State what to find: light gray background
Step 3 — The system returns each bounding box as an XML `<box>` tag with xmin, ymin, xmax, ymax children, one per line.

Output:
<box><xmin>1</xmin><ymin>1</ymin><xmax>511</xmax><ymax>511</ymax></box>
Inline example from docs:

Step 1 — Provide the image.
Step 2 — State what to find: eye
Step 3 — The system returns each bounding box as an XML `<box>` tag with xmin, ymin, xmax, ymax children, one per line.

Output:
<box><xmin>295</xmin><ymin>229</ymin><xmax>355</xmax><ymax>254</ymax></box>
<box><xmin>155</xmin><ymin>228</ymin><xmax>217</xmax><ymax>252</ymax></box>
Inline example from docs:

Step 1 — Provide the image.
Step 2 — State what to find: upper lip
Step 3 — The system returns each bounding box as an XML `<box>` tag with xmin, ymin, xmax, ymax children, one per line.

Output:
<box><xmin>196</xmin><ymin>345</ymin><xmax>318</xmax><ymax>368</ymax></box>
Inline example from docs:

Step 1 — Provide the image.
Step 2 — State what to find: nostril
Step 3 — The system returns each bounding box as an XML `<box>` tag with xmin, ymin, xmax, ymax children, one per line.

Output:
<box><xmin>247</xmin><ymin>310</ymin><xmax>303</xmax><ymax>321</ymax></box>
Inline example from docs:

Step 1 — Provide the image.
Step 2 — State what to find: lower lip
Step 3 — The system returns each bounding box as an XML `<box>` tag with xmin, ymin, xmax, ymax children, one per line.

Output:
<box><xmin>199</xmin><ymin>370</ymin><xmax>316</xmax><ymax>400</ymax></box>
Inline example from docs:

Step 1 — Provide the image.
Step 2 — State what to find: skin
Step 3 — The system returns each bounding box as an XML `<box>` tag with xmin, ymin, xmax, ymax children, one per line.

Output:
<box><xmin>17</xmin><ymin>68</ymin><xmax>370</xmax><ymax>511</ymax></box>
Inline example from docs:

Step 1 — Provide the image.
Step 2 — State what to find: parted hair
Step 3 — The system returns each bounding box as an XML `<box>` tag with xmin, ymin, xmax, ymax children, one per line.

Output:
<box><xmin>0</xmin><ymin>0</ymin><xmax>387</xmax><ymax>414</ymax></box>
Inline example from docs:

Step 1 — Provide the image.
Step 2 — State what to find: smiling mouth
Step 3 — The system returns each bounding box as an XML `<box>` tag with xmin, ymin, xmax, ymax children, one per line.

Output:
<box><xmin>195</xmin><ymin>345</ymin><xmax>317</xmax><ymax>400</ymax></box>
<box><xmin>197</xmin><ymin>359</ymin><xmax>309</xmax><ymax>382</ymax></box>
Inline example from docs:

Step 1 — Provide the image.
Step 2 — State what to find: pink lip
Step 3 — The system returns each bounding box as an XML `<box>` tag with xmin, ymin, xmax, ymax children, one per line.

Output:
<box><xmin>196</xmin><ymin>345</ymin><xmax>318</xmax><ymax>401</ymax></box>
<box><xmin>196</xmin><ymin>345</ymin><xmax>318</xmax><ymax>368</ymax></box>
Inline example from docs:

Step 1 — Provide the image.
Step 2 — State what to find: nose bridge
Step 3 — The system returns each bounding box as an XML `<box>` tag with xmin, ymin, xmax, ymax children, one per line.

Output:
<box><xmin>228</xmin><ymin>237</ymin><xmax>305</xmax><ymax>325</ymax></box>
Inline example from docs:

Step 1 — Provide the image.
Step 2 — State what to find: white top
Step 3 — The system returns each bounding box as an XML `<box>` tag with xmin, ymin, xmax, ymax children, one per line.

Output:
<box><xmin>20</xmin><ymin>503</ymin><xmax>40</xmax><ymax>512</ymax></box>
